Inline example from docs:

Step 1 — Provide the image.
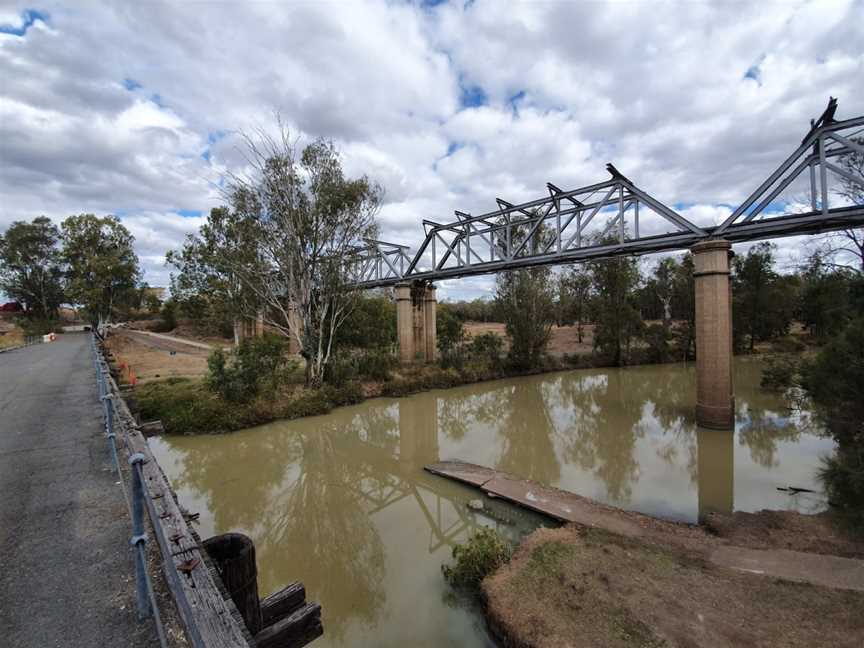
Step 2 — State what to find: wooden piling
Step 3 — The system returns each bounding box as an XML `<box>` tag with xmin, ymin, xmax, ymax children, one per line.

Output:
<box><xmin>202</xmin><ymin>534</ymin><xmax>263</xmax><ymax>635</ymax></box>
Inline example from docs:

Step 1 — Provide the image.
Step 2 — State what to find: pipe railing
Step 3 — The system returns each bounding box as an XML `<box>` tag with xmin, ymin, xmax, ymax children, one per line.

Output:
<box><xmin>89</xmin><ymin>334</ymin><xmax>168</xmax><ymax>648</ymax></box>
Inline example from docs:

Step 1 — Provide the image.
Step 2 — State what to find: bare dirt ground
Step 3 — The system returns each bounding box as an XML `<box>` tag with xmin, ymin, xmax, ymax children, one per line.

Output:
<box><xmin>106</xmin><ymin>330</ymin><xmax>211</xmax><ymax>383</ymax></box>
<box><xmin>464</xmin><ymin>321</ymin><xmax>596</xmax><ymax>356</ymax></box>
<box><xmin>485</xmin><ymin>525</ymin><xmax>864</xmax><ymax>648</ymax></box>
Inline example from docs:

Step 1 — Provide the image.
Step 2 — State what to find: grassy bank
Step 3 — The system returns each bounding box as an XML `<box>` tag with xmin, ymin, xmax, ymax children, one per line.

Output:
<box><xmin>483</xmin><ymin>526</ymin><xmax>864</xmax><ymax>648</ymax></box>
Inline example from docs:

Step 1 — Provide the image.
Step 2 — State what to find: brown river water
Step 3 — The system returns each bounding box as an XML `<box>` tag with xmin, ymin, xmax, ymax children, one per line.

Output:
<box><xmin>150</xmin><ymin>357</ymin><xmax>833</xmax><ymax>647</ymax></box>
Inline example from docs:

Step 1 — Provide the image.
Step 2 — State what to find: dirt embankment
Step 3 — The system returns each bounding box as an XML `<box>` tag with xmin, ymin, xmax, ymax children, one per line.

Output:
<box><xmin>484</xmin><ymin>525</ymin><xmax>864</xmax><ymax>648</ymax></box>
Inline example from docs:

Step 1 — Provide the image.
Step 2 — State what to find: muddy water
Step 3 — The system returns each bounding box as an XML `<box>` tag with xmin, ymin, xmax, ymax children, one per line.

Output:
<box><xmin>150</xmin><ymin>357</ymin><xmax>833</xmax><ymax>647</ymax></box>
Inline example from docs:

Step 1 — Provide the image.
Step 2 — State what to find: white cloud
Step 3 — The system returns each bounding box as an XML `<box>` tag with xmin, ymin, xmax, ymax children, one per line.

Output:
<box><xmin>0</xmin><ymin>0</ymin><xmax>862</xmax><ymax>299</ymax></box>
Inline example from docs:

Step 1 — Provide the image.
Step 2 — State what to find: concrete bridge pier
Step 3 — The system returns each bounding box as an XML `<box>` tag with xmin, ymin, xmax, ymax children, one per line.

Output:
<box><xmin>396</xmin><ymin>281</ymin><xmax>437</xmax><ymax>364</ymax></box>
<box><xmin>692</xmin><ymin>239</ymin><xmax>735</xmax><ymax>430</ymax></box>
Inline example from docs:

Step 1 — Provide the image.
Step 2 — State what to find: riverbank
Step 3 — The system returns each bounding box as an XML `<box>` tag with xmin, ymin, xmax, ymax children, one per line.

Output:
<box><xmin>484</xmin><ymin>524</ymin><xmax>864</xmax><ymax>648</ymax></box>
<box><xmin>428</xmin><ymin>462</ymin><xmax>864</xmax><ymax>646</ymax></box>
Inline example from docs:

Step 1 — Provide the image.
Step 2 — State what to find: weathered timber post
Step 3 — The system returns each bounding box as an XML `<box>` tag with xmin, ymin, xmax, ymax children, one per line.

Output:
<box><xmin>203</xmin><ymin>532</ymin><xmax>323</xmax><ymax>646</ymax></box>
<box><xmin>203</xmin><ymin>533</ymin><xmax>263</xmax><ymax>634</ymax></box>
<box><xmin>396</xmin><ymin>281</ymin><xmax>437</xmax><ymax>365</ymax></box>
<box><xmin>692</xmin><ymin>239</ymin><xmax>735</xmax><ymax>429</ymax></box>
<box><xmin>696</xmin><ymin>427</ymin><xmax>734</xmax><ymax>521</ymax></box>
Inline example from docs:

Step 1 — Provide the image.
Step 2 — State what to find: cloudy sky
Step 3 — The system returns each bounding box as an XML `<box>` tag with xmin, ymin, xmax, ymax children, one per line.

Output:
<box><xmin>1</xmin><ymin>0</ymin><xmax>862</xmax><ymax>300</ymax></box>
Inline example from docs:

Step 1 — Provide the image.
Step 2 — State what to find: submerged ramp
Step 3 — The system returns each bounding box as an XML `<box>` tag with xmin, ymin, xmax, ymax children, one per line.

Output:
<box><xmin>425</xmin><ymin>460</ymin><xmax>644</xmax><ymax>537</ymax></box>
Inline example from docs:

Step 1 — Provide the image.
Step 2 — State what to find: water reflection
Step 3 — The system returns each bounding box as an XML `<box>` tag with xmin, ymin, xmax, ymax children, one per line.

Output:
<box><xmin>151</xmin><ymin>357</ymin><xmax>833</xmax><ymax>646</ymax></box>
<box><xmin>697</xmin><ymin>428</ymin><xmax>734</xmax><ymax>519</ymax></box>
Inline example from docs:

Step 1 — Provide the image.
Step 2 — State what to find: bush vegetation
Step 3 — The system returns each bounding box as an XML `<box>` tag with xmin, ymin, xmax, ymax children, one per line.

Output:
<box><xmin>442</xmin><ymin>527</ymin><xmax>512</xmax><ymax>593</ymax></box>
<box><xmin>206</xmin><ymin>334</ymin><xmax>297</xmax><ymax>402</ymax></box>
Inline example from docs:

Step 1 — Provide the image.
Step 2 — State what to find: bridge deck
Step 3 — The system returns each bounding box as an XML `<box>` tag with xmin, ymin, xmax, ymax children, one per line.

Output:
<box><xmin>0</xmin><ymin>335</ymin><xmax>160</xmax><ymax>646</ymax></box>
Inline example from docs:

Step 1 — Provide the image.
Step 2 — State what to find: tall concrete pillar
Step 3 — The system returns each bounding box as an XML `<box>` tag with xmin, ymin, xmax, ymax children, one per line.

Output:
<box><xmin>423</xmin><ymin>285</ymin><xmax>437</xmax><ymax>363</ymax></box>
<box><xmin>396</xmin><ymin>282</ymin><xmax>437</xmax><ymax>364</ymax></box>
<box><xmin>692</xmin><ymin>239</ymin><xmax>734</xmax><ymax>429</ymax></box>
<box><xmin>396</xmin><ymin>283</ymin><xmax>414</xmax><ymax>364</ymax></box>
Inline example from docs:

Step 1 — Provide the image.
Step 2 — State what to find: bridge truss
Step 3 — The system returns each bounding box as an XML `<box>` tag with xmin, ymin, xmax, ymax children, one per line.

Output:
<box><xmin>352</xmin><ymin>98</ymin><xmax>864</xmax><ymax>288</ymax></box>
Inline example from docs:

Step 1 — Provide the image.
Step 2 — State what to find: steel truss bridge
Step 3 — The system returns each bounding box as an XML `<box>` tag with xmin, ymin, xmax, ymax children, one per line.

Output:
<box><xmin>351</xmin><ymin>98</ymin><xmax>864</xmax><ymax>288</ymax></box>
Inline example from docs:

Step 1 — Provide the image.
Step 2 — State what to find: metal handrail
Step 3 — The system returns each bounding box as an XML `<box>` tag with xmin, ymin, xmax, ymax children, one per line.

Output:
<box><xmin>90</xmin><ymin>335</ymin><xmax>168</xmax><ymax>648</ymax></box>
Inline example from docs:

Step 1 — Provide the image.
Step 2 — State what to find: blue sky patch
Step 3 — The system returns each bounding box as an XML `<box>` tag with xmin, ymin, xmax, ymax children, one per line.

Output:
<box><xmin>743</xmin><ymin>54</ymin><xmax>766</xmax><ymax>85</ymax></box>
<box><xmin>122</xmin><ymin>78</ymin><xmax>142</xmax><ymax>91</ymax></box>
<box><xmin>178</xmin><ymin>209</ymin><xmax>202</xmax><ymax>218</ymax></box>
<box><xmin>459</xmin><ymin>83</ymin><xmax>487</xmax><ymax>108</ymax></box>
<box><xmin>0</xmin><ymin>9</ymin><xmax>48</xmax><ymax>37</ymax></box>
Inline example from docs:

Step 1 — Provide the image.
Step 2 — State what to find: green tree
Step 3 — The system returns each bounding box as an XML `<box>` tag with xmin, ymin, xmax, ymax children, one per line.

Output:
<box><xmin>333</xmin><ymin>294</ymin><xmax>396</xmax><ymax>350</ymax></box>
<box><xmin>61</xmin><ymin>214</ymin><xmax>140</xmax><ymax>328</ymax></box>
<box><xmin>798</xmin><ymin>251</ymin><xmax>851</xmax><ymax>339</ymax></box>
<box><xmin>559</xmin><ymin>267</ymin><xmax>591</xmax><ymax>342</ymax></box>
<box><xmin>200</xmin><ymin>129</ymin><xmax>381</xmax><ymax>387</ymax></box>
<box><xmin>0</xmin><ymin>216</ymin><xmax>65</xmax><ymax>318</ymax></box>
<box><xmin>586</xmin><ymin>243</ymin><xmax>643</xmax><ymax>366</ymax></box>
<box><xmin>495</xmin><ymin>263</ymin><xmax>556</xmax><ymax>370</ymax></box>
<box><xmin>167</xmin><ymin>206</ymin><xmax>260</xmax><ymax>344</ymax></box>
<box><xmin>731</xmin><ymin>242</ymin><xmax>794</xmax><ymax>352</ymax></box>
<box><xmin>436</xmin><ymin>304</ymin><xmax>466</xmax><ymax>367</ymax></box>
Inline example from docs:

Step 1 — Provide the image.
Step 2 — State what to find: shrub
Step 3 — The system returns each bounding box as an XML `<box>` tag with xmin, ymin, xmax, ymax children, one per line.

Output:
<box><xmin>800</xmin><ymin>317</ymin><xmax>864</xmax><ymax>430</ymax></box>
<box><xmin>819</xmin><ymin>437</ymin><xmax>864</xmax><ymax>531</ymax></box>
<box><xmin>152</xmin><ymin>300</ymin><xmax>177</xmax><ymax>333</ymax></box>
<box><xmin>207</xmin><ymin>335</ymin><xmax>295</xmax><ymax>402</ymax></box>
<box><xmin>641</xmin><ymin>323</ymin><xmax>673</xmax><ymax>364</ymax></box>
<box><xmin>334</xmin><ymin>295</ymin><xmax>396</xmax><ymax>350</ymax></box>
<box><xmin>325</xmin><ymin>348</ymin><xmax>398</xmax><ymax>385</ymax></box>
<box><xmin>355</xmin><ymin>348</ymin><xmax>398</xmax><ymax>381</ymax></box>
<box><xmin>18</xmin><ymin>318</ymin><xmax>63</xmax><ymax>337</ymax></box>
<box><xmin>437</xmin><ymin>307</ymin><xmax>466</xmax><ymax>368</ymax></box>
<box><xmin>442</xmin><ymin>527</ymin><xmax>512</xmax><ymax>592</ymax></box>
<box><xmin>469</xmin><ymin>332</ymin><xmax>504</xmax><ymax>369</ymax></box>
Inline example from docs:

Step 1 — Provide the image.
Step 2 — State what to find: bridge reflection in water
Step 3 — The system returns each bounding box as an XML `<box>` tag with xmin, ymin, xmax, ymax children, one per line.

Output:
<box><xmin>150</xmin><ymin>357</ymin><xmax>833</xmax><ymax>647</ymax></box>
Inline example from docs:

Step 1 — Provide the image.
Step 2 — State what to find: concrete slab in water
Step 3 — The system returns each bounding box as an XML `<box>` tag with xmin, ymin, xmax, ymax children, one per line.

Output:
<box><xmin>425</xmin><ymin>461</ymin><xmax>643</xmax><ymax>537</ymax></box>
<box><xmin>425</xmin><ymin>460</ymin><xmax>498</xmax><ymax>488</ymax></box>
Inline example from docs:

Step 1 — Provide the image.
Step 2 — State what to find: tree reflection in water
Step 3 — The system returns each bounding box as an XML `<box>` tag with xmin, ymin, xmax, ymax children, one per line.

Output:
<box><xmin>558</xmin><ymin>370</ymin><xmax>644</xmax><ymax>503</ymax></box>
<box><xmin>493</xmin><ymin>381</ymin><xmax>562</xmax><ymax>485</ymax></box>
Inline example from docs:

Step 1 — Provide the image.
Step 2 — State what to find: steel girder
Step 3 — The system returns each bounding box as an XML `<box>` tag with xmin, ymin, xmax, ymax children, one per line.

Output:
<box><xmin>352</xmin><ymin>98</ymin><xmax>864</xmax><ymax>289</ymax></box>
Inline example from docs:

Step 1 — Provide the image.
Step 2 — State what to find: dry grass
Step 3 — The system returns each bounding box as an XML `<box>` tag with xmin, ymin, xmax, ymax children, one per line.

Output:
<box><xmin>464</xmin><ymin>321</ymin><xmax>596</xmax><ymax>356</ymax></box>
<box><xmin>0</xmin><ymin>321</ymin><xmax>24</xmax><ymax>349</ymax></box>
<box><xmin>105</xmin><ymin>330</ymin><xmax>210</xmax><ymax>383</ymax></box>
<box><xmin>484</xmin><ymin>526</ymin><xmax>864</xmax><ymax>648</ymax></box>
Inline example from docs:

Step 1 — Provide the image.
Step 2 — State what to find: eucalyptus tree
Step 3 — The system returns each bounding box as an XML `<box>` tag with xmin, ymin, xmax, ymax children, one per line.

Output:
<box><xmin>179</xmin><ymin>129</ymin><xmax>382</xmax><ymax>387</ymax></box>
<box><xmin>61</xmin><ymin>214</ymin><xmax>140</xmax><ymax>329</ymax></box>
<box><xmin>494</xmin><ymin>217</ymin><xmax>556</xmax><ymax>369</ymax></box>
<box><xmin>585</xmin><ymin>235</ymin><xmax>643</xmax><ymax>366</ymax></box>
<box><xmin>0</xmin><ymin>216</ymin><xmax>65</xmax><ymax>318</ymax></box>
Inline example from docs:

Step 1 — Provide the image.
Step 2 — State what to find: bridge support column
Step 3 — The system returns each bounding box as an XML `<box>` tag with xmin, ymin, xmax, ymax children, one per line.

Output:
<box><xmin>692</xmin><ymin>240</ymin><xmax>735</xmax><ymax>430</ymax></box>
<box><xmin>396</xmin><ymin>282</ymin><xmax>436</xmax><ymax>364</ymax></box>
